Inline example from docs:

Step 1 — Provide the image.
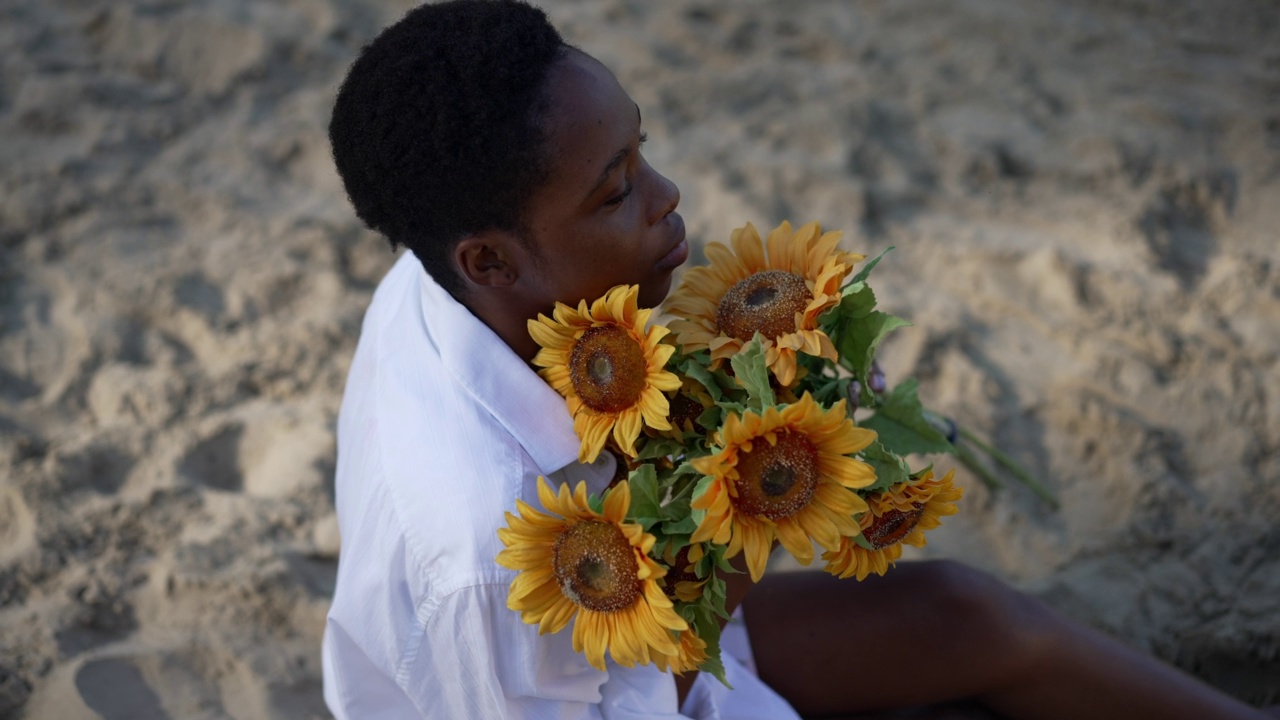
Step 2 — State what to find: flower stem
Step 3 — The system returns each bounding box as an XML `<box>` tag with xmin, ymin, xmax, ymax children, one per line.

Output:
<box><xmin>952</xmin><ymin>440</ymin><xmax>1004</xmax><ymax>492</ymax></box>
<box><xmin>957</xmin><ymin>426</ymin><xmax>1059</xmax><ymax>509</ymax></box>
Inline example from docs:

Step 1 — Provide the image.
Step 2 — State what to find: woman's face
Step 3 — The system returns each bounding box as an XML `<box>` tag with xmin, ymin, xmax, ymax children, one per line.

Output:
<box><xmin>518</xmin><ymin>50</ymin><xmax>687</xmax><ymax>311</ymax></box>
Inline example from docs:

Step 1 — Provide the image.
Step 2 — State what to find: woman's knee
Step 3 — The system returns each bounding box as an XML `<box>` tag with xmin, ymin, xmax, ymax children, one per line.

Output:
<box><xmin>912</xmin><ymin>560</ymin><xmax>1059</xmax><ymax>673</ymax></box>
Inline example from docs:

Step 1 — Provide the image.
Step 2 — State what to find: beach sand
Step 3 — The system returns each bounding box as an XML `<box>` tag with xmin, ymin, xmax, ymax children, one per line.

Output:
<box><xmin>1</xmin><ymin>0</ymin><xmax>1277</xmax><ymax>716</ymax></box>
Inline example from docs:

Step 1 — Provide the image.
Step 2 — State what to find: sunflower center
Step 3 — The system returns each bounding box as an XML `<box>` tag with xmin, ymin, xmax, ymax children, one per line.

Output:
<box><xmin>731</xmin><ymin>430</ymin><xmax>820</xmax><ymax>520</ymax></box>
<box><xmin>569</xmin><ymin>325</ymin><xmax>649</xmax><ymax>414</ymax></box>
<box><xmin>553</xmin><ymin>520</ymin><xmax>642</xmax><ymax>613</ymax></box>
<box><xmin>716</xmin><ymin>270</ymin><xmax>812</xmax><ymax>342</ymax></box>
<box><xmin>761</xmin><ymin>466</ymin><xmax>795</xmax><ymax>496</ymax></box>
<box><xmin>668</xmin><ymin>392</ymin><xmax>706</xmax><ymax>433</ymax></box>
<box><xmin>660</xmin><ymin>545</ymin><xmax>700</xmax><ymax>596</ymax></box>
<box><xmin>865</xmin><ymin>505</ymin><xmax>926</xmax><ymax>549</ymax></box>
<box><xmin>591</xmin><ymin>356</ymin><xmax>613</xmax><ymax>383</ymax></box>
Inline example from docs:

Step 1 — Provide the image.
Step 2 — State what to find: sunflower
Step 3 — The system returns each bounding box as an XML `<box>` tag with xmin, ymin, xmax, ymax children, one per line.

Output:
<box><xmin>822</xmin><ymin>469</ymin><xmax>963</xmax><ymax>581</ymax></box>
<box><xmin>654</xmin><ymin>628</ymin><xmax>709</xmax><ymax>675</ymax></box>
<box><xmin>661</xmin><ymin>543</ymin><xmax>708</xmax><ymax>603</ymax></box>
<box><xmin>530</xmin><ymin>285</ymin><xmax>682</xmax><ymax>463</ymax></box>
<box><xmin>497</xmin><ymin>477</ymin><xmax>688</xmax><ymax>670</ymax></box>
<box><xmin>665</xmin><ymin>221</ymin><xmax>864</xmax><ymax>387</ymax></box>
<box><xmin>689</xmin><ymin>394</ymin><xmax>877</xmax><ymax>582</ymax></box>
<box><xmin>661</xmin><ymin>376</ymin><xmax>716</xmax><ymax>439</ymax></box>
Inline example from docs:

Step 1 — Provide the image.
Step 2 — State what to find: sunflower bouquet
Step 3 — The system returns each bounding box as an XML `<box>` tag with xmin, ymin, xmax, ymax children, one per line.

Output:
<box><xmin>497</xmin><ymin>221</ymin><xmax>1048</xmax><ymax>683</ymax></box>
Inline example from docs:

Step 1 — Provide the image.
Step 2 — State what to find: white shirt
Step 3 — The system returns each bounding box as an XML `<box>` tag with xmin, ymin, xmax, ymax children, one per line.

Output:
<box><xmin>323</xmin><ymin>252</ymin><xmax>801</xmax><ymax>720</ymax></box>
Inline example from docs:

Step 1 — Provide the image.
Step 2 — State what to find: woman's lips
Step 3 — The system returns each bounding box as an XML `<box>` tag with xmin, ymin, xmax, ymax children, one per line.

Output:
<box><xmin>656</xmin><ymin>215</ymin><xmax>689</xmax><ymax>271</ymax></box>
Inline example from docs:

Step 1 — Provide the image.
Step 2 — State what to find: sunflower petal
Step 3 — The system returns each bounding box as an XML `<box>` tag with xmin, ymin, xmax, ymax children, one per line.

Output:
<box><xmin>774</xmin><ymin>517</ymin><xmax>814</xmax><ymax>564</ymax></box>
<box><xmin>603</xmin><ymin>481</ymin><xmax>630</xmax><ymax>523</ymax></box>
<box><xmin>613</xmin><ymin>407</ymin><xmax>643</xmax><ymax>456</ymax></box>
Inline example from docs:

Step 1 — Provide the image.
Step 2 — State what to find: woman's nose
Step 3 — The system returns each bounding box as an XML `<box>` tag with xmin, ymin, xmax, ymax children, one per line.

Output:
<box><xmin>646</xmin><ymin>162</ymin><xmax>680</xmax><ymax>224</ymax></box>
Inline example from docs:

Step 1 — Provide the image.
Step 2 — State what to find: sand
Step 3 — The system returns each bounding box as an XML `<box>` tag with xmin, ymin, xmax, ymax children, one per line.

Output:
<box><xmin>1</xmin><ymin>0</ymin><xmax>1277</xmax><ymax>717</ymax></box>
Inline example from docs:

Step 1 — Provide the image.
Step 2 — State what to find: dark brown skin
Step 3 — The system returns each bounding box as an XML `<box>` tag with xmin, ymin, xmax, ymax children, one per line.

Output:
<box><xmin>746</xmin><ymin>563</ymin><xmax>1269</xmax><ymax>720</ymax></box>
<box><xmin>453</xmin><ymin>48</ymin><xmax>1272</xmax><ymax>720</ymax></box>
<box><xmin>454</xmin><ymin>49</ymin><xmax>686</xmax><ymax>363</ymax></box>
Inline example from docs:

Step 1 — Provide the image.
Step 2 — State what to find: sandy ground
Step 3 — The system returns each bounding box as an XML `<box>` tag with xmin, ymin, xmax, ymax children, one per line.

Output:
<box><xmin>1</xmin><ymin>0</ymin><xmax>1278</xmax><ymax>717</ymax></box>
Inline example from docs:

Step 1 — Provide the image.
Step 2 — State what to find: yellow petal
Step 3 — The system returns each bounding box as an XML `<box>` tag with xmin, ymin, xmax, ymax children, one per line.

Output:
<box><xmin>535</xmin><ymin>476</ymin><xmax>562</xmax><ymax>516</ymax></box>
<box><xmin>739</xmin><ymin>519</ymin><xmax>773</xmax><ymax>582</ymax></box>
<box><xmin>731</xmin><ymin>222</ymin><xmax>767</xmax><ymax>273</ymax></box>
<box><xmin>819</xmin><ymin>455</ymin><xmax>878</xmax><ymax>489</ymax></box>
<box><xmin>577</xmin><ymin>413</ymin><xmax>611</xmax><ymax>464</ymax></box>
<box><xmin>704</xmin><ymin>241</ymin><xmax>749</xmax><ymax>282</ymax></box>
<box><xmin>774</xmin><ymin>517</ymin><xmax>814</xmax><ymax>564</ymax></box>
<box><xmin>764</xmin><ymin>221</ymin><xmax>793</xmax><ymax>269</ymax></box>
<box><xmin>603</xmin><ymin>480</ymin><xmax>630</xmax><ymax>523</ymax></box>
<box><xmin>639</xmin><ymin>387</ymin><xmax>672</xmax><ymax>430</ymax></box>
<box><xmin>613</xmin><ymin>407</ymin><xmax>643</xmax><ymax>456</ymax></box>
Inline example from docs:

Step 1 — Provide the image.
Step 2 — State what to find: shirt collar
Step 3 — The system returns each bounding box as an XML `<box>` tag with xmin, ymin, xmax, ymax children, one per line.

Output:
<box><xmin>415</xmin><ymin>258</ymin><xmax>581</xmax><ymax>476</ymax></box>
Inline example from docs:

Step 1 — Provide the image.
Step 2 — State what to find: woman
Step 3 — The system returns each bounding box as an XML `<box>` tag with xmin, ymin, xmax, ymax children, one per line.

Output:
<box><xmin>323</xmin><ymin>1</ymin><xmax>1273</xmax><ymax>717</ymax></box>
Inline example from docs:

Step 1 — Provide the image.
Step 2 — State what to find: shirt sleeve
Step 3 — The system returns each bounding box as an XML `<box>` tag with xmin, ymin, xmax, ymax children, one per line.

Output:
<box><xmin>325</xmin><ymin>580</ymin><xmax>607</xmax><ymax>720</ymax></box>
<box><xmin>397</xmin><ymin>583</ymin><xmax>607</xmax><ymax>719</ymax></box>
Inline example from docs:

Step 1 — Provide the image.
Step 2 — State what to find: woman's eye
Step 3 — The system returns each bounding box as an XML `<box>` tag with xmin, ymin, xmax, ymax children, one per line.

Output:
<box><xmin>603</xmin><ymin>134</ymin><xmax>645</xmax><ymax>207</ymax></box>
<box><xmin>605</xmin><ymin>183</ymin><xmax>633</xmax><ymax>206</ymax></box>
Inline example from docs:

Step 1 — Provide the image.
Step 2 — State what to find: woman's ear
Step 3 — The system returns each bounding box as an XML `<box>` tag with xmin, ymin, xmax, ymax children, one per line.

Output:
<box><xmin>454</xmin><ymin>231</ymin><xmax>522</xmax><ymax>288</ymax></box>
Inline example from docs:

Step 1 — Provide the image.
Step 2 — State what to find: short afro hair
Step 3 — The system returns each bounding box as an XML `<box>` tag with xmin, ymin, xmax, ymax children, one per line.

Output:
<box><xmin>329</xmin><ymin>0</ymin><xmax>568</xmax><ymax>298</ymax></box>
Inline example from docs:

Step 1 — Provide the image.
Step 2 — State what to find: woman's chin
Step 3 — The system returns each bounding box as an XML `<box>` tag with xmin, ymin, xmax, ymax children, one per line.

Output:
<box><xmin>638</xmin><ymin>274</ymin><xmax>675</xmax><ymax>310</ymax></box>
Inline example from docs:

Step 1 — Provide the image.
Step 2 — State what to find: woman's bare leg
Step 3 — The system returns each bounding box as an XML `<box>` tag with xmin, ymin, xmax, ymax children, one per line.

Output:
<box><xmin>744</xmin><ymin>560</ymin><xmax>1269</xmax><ymax>720</ymax></box>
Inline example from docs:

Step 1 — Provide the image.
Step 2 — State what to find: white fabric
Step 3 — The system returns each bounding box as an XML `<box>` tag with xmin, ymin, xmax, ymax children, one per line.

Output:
<box><xmin>323</xmin><ymin>253</ymin><xmax>800</xmax><ymax>720</ymax></box>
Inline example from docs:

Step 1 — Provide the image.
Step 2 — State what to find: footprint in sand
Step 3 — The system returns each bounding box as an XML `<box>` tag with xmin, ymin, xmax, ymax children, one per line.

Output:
<box><xmin>0</xmin><ymin>486</ymin><xmax>36</xmax><ymax>564</ymax></box>
<box><xmin>54</xmin><ymin>579</ymin><xmax>138</xmax><ymax>658</ymax></box>
<box><xmin>75</xmin><ymin>658</ymin><xmax>169</xmax><ymax>720</ymax></box>
<box><xmin>50</xmin><ymin>436</ymin><xmax>136</xmax><ymax>496</ymax></box>
<box><xmin>177</xmin><ymin>423</ymin><xmax>245</xmax><ymax>492</ymax></box>
<box><xmin>175</xmin><ymin>404</ymin><xmax>333</xmax><ymax>498</ymax></box>
<box><xmin>0</xmin><ymin>665</ymin><xmax>33</xmax><ymax>718</ymax></box>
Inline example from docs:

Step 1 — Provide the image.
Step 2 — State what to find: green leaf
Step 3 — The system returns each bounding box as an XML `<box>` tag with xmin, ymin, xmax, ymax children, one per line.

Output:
<box><xmin>659</xmin><ymin>483</ymin><xmax>699</xmax><ymax>535</ymax></box>
<box><xmin>810</xmin><ymin>377</ymin><xmax>853</xmax><ymax>407</ymax></box>
<box><xmin>796</xmin><ymin>350</ymin><xmax>830</xmax><ymax>376</ymax></box>
<box><xmin>820</xmin><ymin>282</ymin><xmax>874</xmax><ymax>336</ymax></box>
<box><xmin>695</xmin><ymin>405</ymin><xmax>722</xmax><ymax>433</ymax></box>
<box><xmin>697</xmin><ymin>647</ymin><xmax>729</xmax><ymax>686</ymax></box>
<box><xmin>693</xmin><ymin>548</ymin><xmax>714</xmax><ymax>579</ymax></box>
<box><xmin>679</xmin><ymin>356</ymin><xmax>723</xmax><ymax>402</ymax></box>
<box><xmin>909</xmin><ymin>463</ymin><xmax>935</xmax><ymax>481</ymax></box>
<box><xmin>707</xmin><ymin>576</ymin><xmax>729</xmax><ymax>618</ymax></box>
<box><xmin>662</xmin><ymin>514</ymin><xmax>700</xmax><ymax>536</ymax></box>
<box><xmin>627</xmin><ymin>464</ymin><xmax>662</xmax><ymax>521</ymax></box>
<box><xmin>839</xmin><ymin>281</ymin><xmax>876</xmax><ymax>317</ymax></box>
<box><xmin>861</xmin><ymin>379</ymin><xmax>956</xmax><ymax>456</ymax></box>
<box><xmin>851</xmin><ymin>246</ymin><xmax>894</xmax><ymax>285</ymax></box>
<box><xmin>636</xmin><ymin>437</ymin><xmax>685</xmax><ymax>460</ymax></box>
<box><xmin>710</xmin><ymin>544</ymin><xmax>740</xmax><ymax>574</ymax></box>
<box><xmin>714</xmin><ymin>399</ymin><xmax>748</xmax><ymax>417</ymax></box>
<box><xmin>673</xmin><ymin>460</ymin><xmax>700</xmax><ymax>478</ymax></box>
<box><xmin>688</xmin><ymin>601</ymin><xmax>730</xmax><ymax>687</ymax></box>
<box><xmin>859</xmin><ymin>440</ymin><xmax>911</xmax><ymax>493</ymax></box>
<box><xmin>678</xmin><ymin>603</ymin><xmax>699</xmax><ymax>626</ymax></box>
<box><xmin>660</xmin><ymin>491</ymin><xmax>690</xmax><ymax>518</ymax></box>
<box><xmin>729</xmin><ymin>335</ymin><xmax>775</xmax><ymax>412</ymax></box>
<box><xmin>838</xmin><ymin>310</ymin><xmax>911</xmax><ymax>406</ymax></box>
<box><xmin>651</xmin><ymin>535</ymin><xmax>673</xmax><ymax>562</ymax></box>
<box><xmin>679</xmin><ymin>434</ymin><xmax>712</xmax><ymax>457</ymax></box>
